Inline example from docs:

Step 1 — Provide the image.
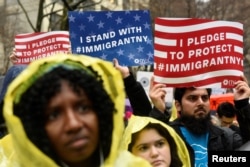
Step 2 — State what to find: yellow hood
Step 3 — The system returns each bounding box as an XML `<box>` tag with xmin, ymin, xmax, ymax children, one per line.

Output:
<box><xmin>121</xmin><ymin>115</ymin><xmax>191</xmax><ymax>167</ymax></box>
<box><xmin>0</xmin><ymin>54</ymin><xmax>145</xmax><ymax>167</ymax></box>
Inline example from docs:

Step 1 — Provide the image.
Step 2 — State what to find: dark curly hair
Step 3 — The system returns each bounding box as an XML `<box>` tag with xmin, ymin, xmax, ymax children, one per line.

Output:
<box><xmin>13</xmin><ymin>66</ymin><xmax>115</xmax><ymax>165</ymax></box>
<box><xmin>217</xmin><ymin>101</ymin><xmax>236</xmax><ymax>118</ymax></box>
<box><xmin>128</xmin><ymin>123</ymin><xmax>183</xmax><ymax>167</ymax></box>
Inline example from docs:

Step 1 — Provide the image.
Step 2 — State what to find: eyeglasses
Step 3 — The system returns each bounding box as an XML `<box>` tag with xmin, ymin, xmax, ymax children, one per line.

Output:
<box><xmin>186</xmin><ymin>95</ymin><xmax>209</xmax><ymax>102</ymax></box>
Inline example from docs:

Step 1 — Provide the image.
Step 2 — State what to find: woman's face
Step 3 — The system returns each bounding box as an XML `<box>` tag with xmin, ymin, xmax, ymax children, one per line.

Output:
<box><xmin>45</xmin><ymin>81</ymin><xmax>99</xmax><ymax>166</ymax></box>
<box><xmin>131</xmin><ymin>128</ymin><xmax>171</xmax><ymax>167</ymax></box>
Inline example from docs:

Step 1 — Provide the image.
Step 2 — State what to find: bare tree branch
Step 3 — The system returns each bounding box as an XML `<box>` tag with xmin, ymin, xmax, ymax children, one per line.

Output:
<box><xmin>17</xmin><ymin>0</ymin><xmax>37</xmax><ymax>32</ymax></box>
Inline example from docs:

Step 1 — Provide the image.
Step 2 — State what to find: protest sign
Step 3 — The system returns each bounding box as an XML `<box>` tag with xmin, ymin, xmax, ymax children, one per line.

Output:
<box><xmin>154</xmin><ymin>18</ymin><xmax>243</xmax><ymax>88</ymax></box>
<box><xmin>15</xmin><ymin>31</ymin><xmax>70</xmax><ymax>64</ymax></box>
<box><xmin>68</xmin><ymin>10</ymin><xmax>154</xmax><ymax>66</ymax></box>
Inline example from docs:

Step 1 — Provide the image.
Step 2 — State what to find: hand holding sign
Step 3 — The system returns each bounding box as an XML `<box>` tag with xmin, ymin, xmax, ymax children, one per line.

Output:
<box><xmin>9</xmin><ymin>48</ymin><xmax>17</xmax><ymax>64</ymax></box>
<box><xmin>149</xmin><ymin>76</ymin><xmax>167</xmax><ymax>113</ymax></box>
<box><xmin>234</xmin><ymin>75</ymin><xmax>250</xmax><ymax>100</ymax></box>
<box><xmin>113</xmin><ymin>58</ymin><xmax>130</xmax><ymax>79</ymax></box>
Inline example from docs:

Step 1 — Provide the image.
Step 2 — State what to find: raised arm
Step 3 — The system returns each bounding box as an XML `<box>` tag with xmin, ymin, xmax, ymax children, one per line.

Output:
<box><xmin>148</xmin><ymin>76</ymin><xmax>171</xmax><ymax>123</ymax></box>
<box><xmin>234</xmin><ymin>75</ymin><xmax>250</xmax><ymax>142</ymax></box>
<box><xmin>113</xmin><ymin>58</ymin><xmax>152</xmax><ymax>116</ymax></box>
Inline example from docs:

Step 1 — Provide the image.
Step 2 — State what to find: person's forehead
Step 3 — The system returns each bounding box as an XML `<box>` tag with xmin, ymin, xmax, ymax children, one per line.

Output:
<box><xmin>221</xmin><ymin>116</ymin><xmax>234</xmax><ymax>122</ymax></box>
<box><xmin>184</xmin><ymin>88</ymin><xmax>208</xmax><ymax>95</ymax></box>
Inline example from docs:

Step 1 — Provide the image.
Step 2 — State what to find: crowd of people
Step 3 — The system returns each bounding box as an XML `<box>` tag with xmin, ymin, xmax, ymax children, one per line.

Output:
<box><xmin>0</xmin><ymin>37</ymin><xmax>250</xmax><ymax>167</ymax></box>
<box><xmin>148</xmin><ymin>77</ymin><xmax>250</xmax><ymax>166</ymax></box>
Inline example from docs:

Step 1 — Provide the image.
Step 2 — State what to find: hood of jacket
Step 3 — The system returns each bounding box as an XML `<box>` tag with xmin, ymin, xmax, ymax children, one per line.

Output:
<box><xmin>1</xmin><ymin>54</ymin><xmax>126</xmax><ymax>167</ymax></box>
<box><xmin>120</xmin><ymin>115</ymin><xmax>191</xmax><ymax>167</ymax></box>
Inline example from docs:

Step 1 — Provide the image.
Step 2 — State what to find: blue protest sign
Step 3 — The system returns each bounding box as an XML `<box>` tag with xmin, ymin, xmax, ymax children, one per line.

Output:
<box><xmin>68</xmin><ymin>10</ymin><xmax>154</xmax><ymax>66</ymax></box>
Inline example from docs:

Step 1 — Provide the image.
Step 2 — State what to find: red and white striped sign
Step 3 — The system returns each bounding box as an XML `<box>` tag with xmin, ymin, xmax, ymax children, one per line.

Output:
<box><xmin>15</xmin><ymin>31</ymin><xmax>70</xmax><ymax>64</ymax></box>
<box><xmin>154</xmin><ymin>18</ymin><xmax>243</xmax><ymax>88</ymax></box>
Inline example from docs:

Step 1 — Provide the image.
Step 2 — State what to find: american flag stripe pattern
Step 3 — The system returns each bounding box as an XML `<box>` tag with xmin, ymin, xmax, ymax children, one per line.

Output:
<box><xmin>153</xmin><ymin>18</ymin><xmax>243</xmax><ymax>88</ymax></box>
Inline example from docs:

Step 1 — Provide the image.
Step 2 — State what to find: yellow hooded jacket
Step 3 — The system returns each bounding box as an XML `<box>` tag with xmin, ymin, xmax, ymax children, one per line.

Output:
<box><xmin>121</xmin><ymin>115</ymin><xmax>191</xmax><ymax>167</ymax></box>
<box><xmin>0</xmin><ymin>54</ymin><xmax>151</xmax><ymax>167</ymax></box>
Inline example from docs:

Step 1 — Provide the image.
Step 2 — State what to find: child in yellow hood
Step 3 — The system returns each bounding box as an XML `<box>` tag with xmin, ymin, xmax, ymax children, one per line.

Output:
<box><xmin>0</xmin><ymin>54</ymin><xmax>151</xmax><ymax>167</ymax></box>
<box><xmin>121</xmin><ymin>115</ymin><xmax>191</xmax><ymax>167</ymax></box>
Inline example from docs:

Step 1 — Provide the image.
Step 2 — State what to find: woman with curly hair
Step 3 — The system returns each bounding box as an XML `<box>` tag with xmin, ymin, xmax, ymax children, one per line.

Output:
<box><xmin>0</xmin><ymin>54</ymin><xmax>151</xmax><ymax>167</ymax></box>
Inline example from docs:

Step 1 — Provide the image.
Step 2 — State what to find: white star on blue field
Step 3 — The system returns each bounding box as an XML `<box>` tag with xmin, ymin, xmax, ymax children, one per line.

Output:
<box><xmin>68</xmin><ymin>10</ymin><xmax>154</xmax><ymax>66</ymax></box>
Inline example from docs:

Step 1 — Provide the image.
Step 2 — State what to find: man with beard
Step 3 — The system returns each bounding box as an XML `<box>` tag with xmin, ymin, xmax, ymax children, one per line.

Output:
<box><xmin>148</xmin><ymin>76</ymin><xmax>250</xmax><ymax>167</ymax></box>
